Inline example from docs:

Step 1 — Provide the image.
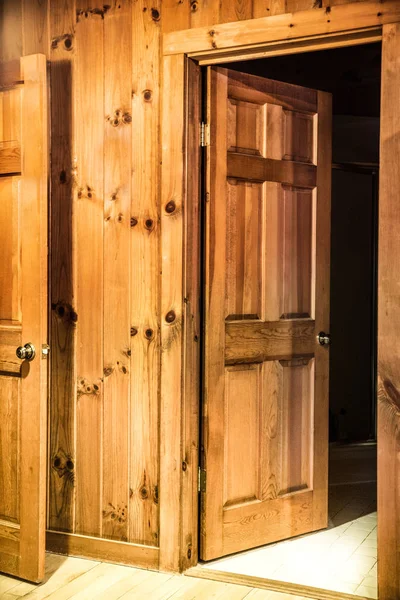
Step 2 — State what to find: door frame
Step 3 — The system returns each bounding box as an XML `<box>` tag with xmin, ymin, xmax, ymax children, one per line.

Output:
<box><xmin>160</xmin><ymin>3</ymin><xmax>400</xmax><ymax>596</ymax></box>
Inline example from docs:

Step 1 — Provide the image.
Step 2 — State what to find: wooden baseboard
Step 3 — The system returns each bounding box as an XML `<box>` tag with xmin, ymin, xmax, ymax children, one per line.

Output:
<box><xmin>46</xmin><ymin>530</ymin><xmax>159</xmax><ymax>571</ymax></box>
<box><xmin>185</xmin><ymin>567</ymin><xmax>371</xmax><ymax>600</ymax></box>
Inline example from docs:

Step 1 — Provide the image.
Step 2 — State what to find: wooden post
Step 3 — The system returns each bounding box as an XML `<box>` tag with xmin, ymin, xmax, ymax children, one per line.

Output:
<box><xmin>378</xmin><ymin>21</ymin><xmax>400</xmax><ymax>600</ymax></box>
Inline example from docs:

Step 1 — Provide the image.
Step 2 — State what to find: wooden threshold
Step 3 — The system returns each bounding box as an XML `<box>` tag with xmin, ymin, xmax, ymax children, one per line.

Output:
<box><xmin>186</xmin><ymin>567</ymin><xmax>371</xmax><ymax>600</ymax></box>
<box><xmin>46</xmin><ymin>531</ymin><xmax>159</xmax><ymax>571</ymax></box>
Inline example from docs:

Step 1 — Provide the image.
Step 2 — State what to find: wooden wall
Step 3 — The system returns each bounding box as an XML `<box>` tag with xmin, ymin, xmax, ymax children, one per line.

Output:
<box><xmin>0</xmin><ymin>0</ymin><xmax>373</xmax><ymax>567</ymax></box>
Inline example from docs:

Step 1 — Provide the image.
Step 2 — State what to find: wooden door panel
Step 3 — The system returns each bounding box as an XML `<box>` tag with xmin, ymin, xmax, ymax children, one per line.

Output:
<box><xmin>202</xmin><ymin>67</ymin><xmax>331</xmax><ymax>560</ymax></box>
<box><xmin>226</xmin><ymin>181</ymin><xmax>262</xmax><ymax>320</ymax></box>
<box><xmin>0</xmin><ymin>178</ymin><xmax>21</xmax><ymax>321</ymax></box>
<box><xmin>0</xmin><ymin>55</ymin><xmax>48</xmax><ymax>583</ymax></box>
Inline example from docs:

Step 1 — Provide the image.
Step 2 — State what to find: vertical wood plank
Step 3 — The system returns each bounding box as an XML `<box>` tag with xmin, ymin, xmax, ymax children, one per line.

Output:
<box><xmin>130</xmin><ymin>0</ymin><xmax>160</xmax><ymax>547</ymax></box>
<box><xmin>190</xmin><ymin>0</ymin><xmax>220</xmax><ymax>28</ymax></box>
<box><xmin>161</xmin><ymin>0</ymin><xmax>190</xmax><ymax>33</ymax></box>
<box><xmin>253</xmin><ymin>1</ymin><xmax>286</xmax><ymax>19</ymax></box>
<box><xmin>22</xmin><ymin>0</ymin><xmax>49</xmax><ymax>55</ymax></box>
<box><xmin>378</xmin><ymin>22</ymin><xmax>400</xmax><ymax>600</ymax></box>
<box><xmin>159</xmin><ymin>53</ymin><xmax>186</xmax><ymax>572</ymax></box>
<box><xmin>0</xmin><ymin>1</ymin><xmax>23</xmax><ymax>62</ymax></box>
<box><xmin>220</xmin><ymin>0</ymin><xmax>253</xmax><ymax>24</ymax></box>
<box><xmin>74</xmin><ymin>0</ymin><xmax>104</xmax><ymax>537</ymax></box>
<box><xmin>180</xmin><ymin>58</ymin><xmax>201</xmax><ymax>570</ymax></box>
<box><xmin>19</xmin><ymin>52</ymin><xmax>48</xmax><ymax>582</ymax></box>
<box><xmin>102</xmin><ymin>0</ymin><xmax>132</xmax><ymax>543</ymax></box>
<box><xmin>48</xmin><ymin>0</ymin><xmax>77</xmax><ymax>534</ymax></box>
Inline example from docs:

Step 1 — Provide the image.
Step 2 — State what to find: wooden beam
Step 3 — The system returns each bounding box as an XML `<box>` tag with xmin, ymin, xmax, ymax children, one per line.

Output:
<box><xmin>0</xmin><ymin>142</ymin><xmax>21</xmax><ymax>175</ymax></box>
<box><xmin>163</xmin><ymin>0</ymin><xmax>398</xmax><ymax>56</ymax></box>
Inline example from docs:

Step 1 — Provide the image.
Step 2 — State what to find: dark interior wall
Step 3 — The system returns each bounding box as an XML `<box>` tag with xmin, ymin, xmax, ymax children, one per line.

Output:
<box><xmin>330</xmin><ymin>167</ymin><xmax>376</xmax><ymax>442</ymax></box>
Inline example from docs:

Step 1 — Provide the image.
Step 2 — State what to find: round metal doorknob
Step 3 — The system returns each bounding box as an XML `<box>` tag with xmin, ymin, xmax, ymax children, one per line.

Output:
<box><xmin>317</xmin><ymin>332</ymin><xmax>331</xmax><ymax>346</ymax></box>
<box><xmin>16</xmin><ymin>343</ymin><xmax>36</xmax><ymax>361</ymax></box>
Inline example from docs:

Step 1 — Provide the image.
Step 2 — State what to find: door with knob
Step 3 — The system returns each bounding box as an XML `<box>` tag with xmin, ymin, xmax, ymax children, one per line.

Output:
<box><xmin>0</xmin><ymin>55</ymin><xmax>48</xmax><ymax>582</ymax></box>
<box><xmin>201</xmin><ymin>67</ymin><xmax>331</xmax><ymax>559</ymax></box>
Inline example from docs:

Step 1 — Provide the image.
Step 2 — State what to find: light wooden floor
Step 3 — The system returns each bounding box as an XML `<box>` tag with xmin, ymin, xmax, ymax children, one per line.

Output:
<box><xmin>0</xmin><ymin>553</ymin><xmax>316</xmax><ymax>600</ymax></box>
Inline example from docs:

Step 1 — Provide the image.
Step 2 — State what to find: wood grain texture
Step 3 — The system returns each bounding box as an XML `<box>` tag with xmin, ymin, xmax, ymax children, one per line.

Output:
<box><xmin>227</xmin><ymin>154</ymin><xmax>316</xmax><ymax>186</ymax></box>
<box><xmin>225</xmin><ymin>320</ymin><xmax>315</xmax><ymax>363</ymax></box>
<box><xmin>46</xmin><ymin>531</ymin><xmax>159</xmax><ymax>570</ymax></box>
<box><xmin>74</xmin><ymin>1</ymin><xmax>104</xmax><ymax>538</ymax></box>
<box><xmin>163</xmin><ymin>0</ymin><xmax>399</xmax><ymax>55</ymax></box>
<box><xmin>0</xmin><ymin>142</ymin><xmax>21</xmax><ymax>174</ymax></box>
<box><xmin>21</xmin><ymin>0</ymin><xmax>49</xmax><ymax>55</ymax></box>
<box><xmin>48</xmin><ymin>0</ymin><xmax>77</xmax><ymax>534</ymax></box>
<box><xmin>0</xmin><ymin>1</ymin><xmax>23</xmax><ymax>62</ymax></box>
<box><xmin>159</xmin><ymin>53</ymin><xmax>186</xmax><ymax>572</ymax></box>
<box><xmin>102</xmin><ymin>0</ymin><xmax>132</xmax><ymax>544</ymax></box>
<box><xmin>378</xmin><ymin>22</ymin><xmax>400</xmax><ymax>600</ymax></box>
<box><xmin>130</xmin><ymin>0</ymin><xmax>160</xmax><ymax>548</ymax></box>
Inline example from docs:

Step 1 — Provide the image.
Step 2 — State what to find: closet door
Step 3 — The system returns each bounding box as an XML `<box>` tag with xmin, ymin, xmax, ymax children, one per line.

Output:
<box><xmin>0</xmin><ymin>54</ymin><xmax>48</xmax><ymax>582</ymax></box>
<box><xmin>201</xmin><ymin>67</ymin><xmax>331</xmax><ymax>560</ymax></box>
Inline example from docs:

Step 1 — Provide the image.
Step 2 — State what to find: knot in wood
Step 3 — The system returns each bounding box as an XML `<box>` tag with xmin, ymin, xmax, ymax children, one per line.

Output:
<box><xmin>151</xmin><ymin>8</ymin><xmax>160</xmax><ymax>21</ymax></box>
<box><xmin>64</xmin><ymin>36</ymin><xmax>73</xmax><ymax>51</ymax></box>
<box><xmin>143</xmin><ymin>89</ymin><xmax>152</xmax><ymax>102</ymax></box>
<box><xmin>139</xmin><ymin>487</ymin><xmax>148</xmax><ymax>499</ymax></box>
<box><xmin>165</xmin><ymin>200</ymin><xmax>176</xmax><ymax>214</ymax></box>
<box><xmin>165</xmin><ymin>310</ymin><xmax>176</xmax><ymax>324</ymax></box>
<box><xmin>130</xmin><ymin>327</ymin><xmax>138</xmax><ymax>336</ymax></box>
<box><xmin>130</xmin><ymin>217</ymin><xmax>138</xmax><ymax>227</ymax></box>
<box><xmin>145</xmin><ymin>218</ymin><xmax>154</xmax><ymax>229</ymax></box>
<box><xmin>145</xmin><ymin>328</ymin><xmax>154</xmax><ymax>339</ymax></box>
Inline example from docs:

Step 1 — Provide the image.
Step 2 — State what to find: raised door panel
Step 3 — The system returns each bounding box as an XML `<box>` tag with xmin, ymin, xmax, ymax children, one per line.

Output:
<box><xmin>202</xmin><ymin>67</ymin><xmax>331</xmax><ymax>560</ymax></box>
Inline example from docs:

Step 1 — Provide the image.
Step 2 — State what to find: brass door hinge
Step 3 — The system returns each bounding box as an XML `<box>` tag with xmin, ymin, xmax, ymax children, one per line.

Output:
<box><xmin>200</xmin><ymin>122</ymin><xmax>210</xmax><ymax>147</ymax></box>
<box><xmin>198</xmin><ymin>467</ymin><xmax>206</xmax><ymax>493</ymax></box>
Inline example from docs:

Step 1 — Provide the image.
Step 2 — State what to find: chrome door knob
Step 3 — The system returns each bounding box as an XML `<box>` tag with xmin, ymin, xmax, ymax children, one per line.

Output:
<box><xmin>317</xmin><ymin>332</ymin><xmax>330</xmax><ymax>346</ymax></box>
<box><xmin>16</xmin><ymin>343</ymin><xmax>36</xmax><ymax>361</ymax></box>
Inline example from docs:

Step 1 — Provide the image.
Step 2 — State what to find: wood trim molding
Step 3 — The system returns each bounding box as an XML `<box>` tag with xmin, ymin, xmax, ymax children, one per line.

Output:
<box><xmin>162</xmin><ymin>0</ymin><xmax>398</xmax><ymax>57</ymax></box>
<box><xmin>185</xmin><ymin>568</ymin><xmax>371</xmax><ymax>600</ymax></box>
<box><xmin>159</xmin><ymin>53</ymin><xmax>187</xmax><ymax>573</ymax></box>
<box><xmin>46</xmin><ymin>531</ymin><xmax>159</xmax><ymax>571</ymax></box>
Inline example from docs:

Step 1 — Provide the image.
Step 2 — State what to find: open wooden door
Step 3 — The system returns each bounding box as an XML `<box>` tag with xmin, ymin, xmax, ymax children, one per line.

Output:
<box><xmin>201</xmin><ymin>67</ymin><xmax>331</xmax><ymax>560</ymax></box>
<box><xmin>0</xmin><ymin>55</ymin><xmax>48</xmax><ymax>582</ymax></box>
